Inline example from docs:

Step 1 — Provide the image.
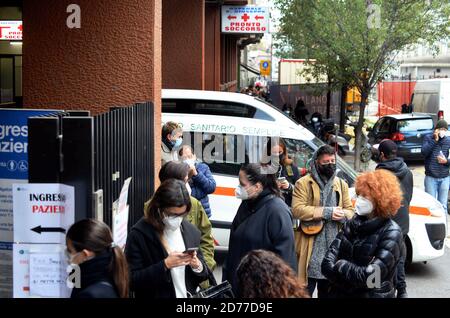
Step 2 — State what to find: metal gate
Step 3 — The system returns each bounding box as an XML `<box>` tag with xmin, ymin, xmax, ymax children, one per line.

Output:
<box><xmin>28</xmin><ymin>102</ymin><xmax>155</xmax><ymax>228</ymax></box>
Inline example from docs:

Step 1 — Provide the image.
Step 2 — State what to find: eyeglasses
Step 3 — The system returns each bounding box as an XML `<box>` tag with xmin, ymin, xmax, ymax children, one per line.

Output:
<box><xmin>163</xmin><ymin>209</ymin><xmax>190</xmax><ymax>218</ymax></box>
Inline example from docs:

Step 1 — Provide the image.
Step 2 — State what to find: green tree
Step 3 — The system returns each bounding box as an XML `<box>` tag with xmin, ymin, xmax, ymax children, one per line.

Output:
<box><xmin>275</xmin><ymin>0</ymin><xmax>450</xmax><ymax>171</ymax></box>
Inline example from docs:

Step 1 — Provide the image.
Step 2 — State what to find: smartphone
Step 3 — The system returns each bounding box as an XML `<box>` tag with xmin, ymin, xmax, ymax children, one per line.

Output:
<box><xmin>277</xmin><ymin>177</ymin><xmax>287</xmax><ymax>182</ymax></box>
<box><xmin>183</xmin><ymin>247</ymin><xmax>198</xmax><ymax>255</ymax></box>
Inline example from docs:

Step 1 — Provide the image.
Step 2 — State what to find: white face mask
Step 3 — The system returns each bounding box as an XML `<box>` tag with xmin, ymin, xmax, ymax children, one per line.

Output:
<box><xmin>163</xmin><ymin>216</ymin><xmax>184</xmax><ymax>231</ymax></box>
<box><xmin>439</xmin><ymin>130</ymin><xmax>447</xmax><ymax>138</ymax></box>
<box><xmin>184</xmin><ymin>159</ymin><xmax>196</xmax><ymax>166</ymax></box>
<box><xmin>355</xmin><ymin>196</ymin><xmax>374</xmax><ymax>216</ymax></box>
<box><xmin>312</xmin><ymin>117</ymin><xmax>319</xmax><ymax>123</ymax></box>
<box><xmin>235</xmin><ymin>185</ymin><xmax>249</xmax><ymax>200</ymax></box>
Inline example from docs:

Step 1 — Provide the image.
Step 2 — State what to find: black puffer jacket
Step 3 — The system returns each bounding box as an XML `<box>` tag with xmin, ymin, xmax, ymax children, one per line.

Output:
<box><xmin>376</xmin><ymin>158</ymin><xmax>413</xmax><ymax>235</ymax></box>
<box><xmin>321</xmin><ymin>215</ymin><xmax>403</xmax><ymax>298</ymax></box>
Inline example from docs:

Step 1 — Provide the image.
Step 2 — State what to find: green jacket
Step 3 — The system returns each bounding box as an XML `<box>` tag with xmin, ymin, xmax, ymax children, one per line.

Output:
<box><xmin>187</xmin><ymin>196</ymin><xmax>216</xmax><ymax>271</ymax></box>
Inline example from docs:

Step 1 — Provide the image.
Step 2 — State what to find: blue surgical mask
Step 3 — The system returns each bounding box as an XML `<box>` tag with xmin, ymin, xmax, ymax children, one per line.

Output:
<box><xmin>173</xmin><ymin>138</ymin><xmax>182</xmax><ymax>149</ymax></box>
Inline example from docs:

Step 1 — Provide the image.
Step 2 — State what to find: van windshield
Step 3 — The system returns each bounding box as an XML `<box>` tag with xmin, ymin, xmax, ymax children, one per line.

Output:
<box><xmin>285</xmin><ymin>137</ymin><xmax>358</xmax><ymax>187</ymax></box>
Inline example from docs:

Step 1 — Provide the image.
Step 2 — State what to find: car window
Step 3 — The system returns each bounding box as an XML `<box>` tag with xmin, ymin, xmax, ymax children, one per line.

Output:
<box><xmin>182</xmin><ymin>131</ymin><xmax>357</xmax><ymax>187</ymax></box>
<box><xmin>378</xmin><ymin>118</ymin><xmax>392</xmax><ymax>133</ymax></box>
<box><xmin>163</xmin><ymin>99</ymin><xmax>274</xmax><ymax>121</ymax></box>
<box><xmin>373</xmin><ymin>118</ymin><xmax>385</xmax><ymax>132</ymax></box>
<box><xmin>183</xmin><ymin>132</ymin><xmax>268</xmax><ymax>176</ymax></box>
<box><xmin>286</xmin><ymin>137</ymin><xmax>357</xmax><ymax>187</ymax></box>
<box><xmin>397</xmin><ymin>118</ymin><xmax>433</xmax><ymax>132</ymax></box>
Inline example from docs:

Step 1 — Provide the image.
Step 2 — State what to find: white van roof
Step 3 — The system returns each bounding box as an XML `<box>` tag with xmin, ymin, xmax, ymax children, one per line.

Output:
<box><xmin>161</xmin><ymin>89</ymin><xmax>317</xmax><ymax>141</ymax></box>
<box><xmin>162</xmin><ymin>89</ymin><xmax>257</xmax><ymax>104</ymax></box>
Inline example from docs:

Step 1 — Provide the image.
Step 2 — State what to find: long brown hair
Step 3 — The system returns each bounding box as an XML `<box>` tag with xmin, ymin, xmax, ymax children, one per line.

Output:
<box><xmin>266</xmin><ymin>138</ymin><xmax>294</xmax><ymax>166</ymax></box>
<box><xmin>237</xmin><ymin>250</ymin><xmax>309</xmax><ymax>298</ymax></box>
<box><xmin>66</xmin><ymin>219</ymin><xmax>129</xmax><ymax>298</ymax></box>
<box><xmin>144</xmin><ymin>179</ymin><xmax>192</xmax><ymax>234</ymax></box>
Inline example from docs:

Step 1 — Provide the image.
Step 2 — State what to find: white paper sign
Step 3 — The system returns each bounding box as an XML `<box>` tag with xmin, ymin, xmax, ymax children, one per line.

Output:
<box><xmin>29</xmin><ymin>253</ymin><xmax>69</xmax><ymax>298</ymax></box>
<box><xmin>13</xmin><ymin>183</ymin><xmax>75</xmax><ymax>244</ymax></box>
<box><xmin>113</xmin><ymin>177</ymin><xmax>131</xmax><ymax>250</ymax></box>
<box><xmin>13</xmin><ymin>243</ymin><xmax>70</xmax><ymax>298</ymax></box>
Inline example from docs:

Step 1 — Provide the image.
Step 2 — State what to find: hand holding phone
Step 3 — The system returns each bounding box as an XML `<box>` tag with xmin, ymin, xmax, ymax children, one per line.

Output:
<box><xmin>183</xmin><ymin>247</ymin><xmax>198</xmax><ymax>255</ymax></box>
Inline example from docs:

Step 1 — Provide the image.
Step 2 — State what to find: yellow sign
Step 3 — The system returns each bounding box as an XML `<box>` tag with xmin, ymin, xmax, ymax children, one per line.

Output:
<box><xmin>346</xmin><ymin>86</ymin><xmax>361</xmax><ymax>104</ymax></box>
<box><xmin>260</xmin><ymin>60</ymin><xmax>271</xmax><ymax>76</ymax></box>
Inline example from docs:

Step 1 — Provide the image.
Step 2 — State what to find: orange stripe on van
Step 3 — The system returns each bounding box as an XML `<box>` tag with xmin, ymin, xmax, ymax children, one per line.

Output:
<box><xmin>409</xmin><ymin>206</ymin><xmax>431</xmax><ymax>216</ymax></box>
<box><xmin>213</xmin><ymin>186</ymin><xmax>236</xmax><ymax>197</ymax></box>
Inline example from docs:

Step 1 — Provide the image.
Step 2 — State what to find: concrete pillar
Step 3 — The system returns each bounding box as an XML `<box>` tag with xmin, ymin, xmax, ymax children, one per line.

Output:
<box><xmin>162</xmin><ymin>0</ymin><xmax>204</xmax><ymax>90</ymax></box>
<box><xmin>22</xmin><ymin>0</ymin><xmax>162</xmax><ymax>180</ymax></box>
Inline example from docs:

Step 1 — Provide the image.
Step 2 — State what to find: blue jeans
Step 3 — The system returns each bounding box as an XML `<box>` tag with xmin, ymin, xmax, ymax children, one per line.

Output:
<box><xmin>424</xmin><ymin>176</ymin><xmax>450</xmax><ymax>214</ymax></box>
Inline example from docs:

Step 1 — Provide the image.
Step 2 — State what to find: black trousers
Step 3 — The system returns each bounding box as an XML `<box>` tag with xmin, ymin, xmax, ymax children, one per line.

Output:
<box><xmin>307</xmin><ymin>278</ymin><xmax>331</xmax><ymax>298</ymax></box>
<box><xmin>395</xmin><ymin>236</ymin><xmax>407</xmax><ymax>291</ymax></box>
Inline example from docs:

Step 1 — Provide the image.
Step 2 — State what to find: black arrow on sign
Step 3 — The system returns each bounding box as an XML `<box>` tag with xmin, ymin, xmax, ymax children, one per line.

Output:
<box><xmin>31</xmin><ymin>226</ymin><xmax>66</xmax><ymax>234</ymax></box>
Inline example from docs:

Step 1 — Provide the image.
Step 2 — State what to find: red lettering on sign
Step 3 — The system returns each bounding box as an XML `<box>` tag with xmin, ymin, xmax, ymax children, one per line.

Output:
<box><xmin>0</xmin><ymin>26</ymin><xmax>10</xmax><ymax>38</ymax></box>
<box><xmin>32</xmin><ymin>205</ymin><xmax>65</xmax><ymax>213</ymax></box>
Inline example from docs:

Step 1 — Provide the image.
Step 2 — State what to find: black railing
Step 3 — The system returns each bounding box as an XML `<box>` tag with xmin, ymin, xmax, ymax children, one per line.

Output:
<box><xmin>28</xmin><ymin>102</ymin><xmax>155</xmax><ymax>228</ymax></box>
<box><xmin>94</xmin><ymin>102</ymin><xmax>154</xmax><ymax>228</ymax></box>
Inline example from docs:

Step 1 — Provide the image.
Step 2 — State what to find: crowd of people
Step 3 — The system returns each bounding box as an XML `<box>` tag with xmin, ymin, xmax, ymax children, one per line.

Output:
<box><xmin>65</xmin><ymin>120</ymin><xmax>413</xmax><ymax>299</ymax></box>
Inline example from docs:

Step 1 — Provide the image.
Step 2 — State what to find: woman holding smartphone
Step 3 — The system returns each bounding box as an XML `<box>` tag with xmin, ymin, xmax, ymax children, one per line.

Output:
<box><xmin>268</xmin><ymin>138</ymin><xmax>301</xmax><ymax>208</ymax></box>
<box><xmin>125</xmin><ymin>179</ymin><xmax>208</xmax><ymax>298</ymax></box>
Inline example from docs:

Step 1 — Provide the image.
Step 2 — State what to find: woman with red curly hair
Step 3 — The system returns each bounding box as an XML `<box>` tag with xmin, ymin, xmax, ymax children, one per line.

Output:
<box><xmin>237</xmin><ymin>250</ymin><xmax>309</xmax><ymax>298</ymax></box>
<box><xmin>321</xmin><ymin>169</ymin><xmax>403</xmax><ymax>298</ymax></box>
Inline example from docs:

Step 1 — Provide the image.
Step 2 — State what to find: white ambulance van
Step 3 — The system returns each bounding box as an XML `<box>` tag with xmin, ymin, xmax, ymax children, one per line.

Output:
<box><xmin>162</xmin><ymin>89</ymin><xmax>447</xmax><ymax>265</ymax></box>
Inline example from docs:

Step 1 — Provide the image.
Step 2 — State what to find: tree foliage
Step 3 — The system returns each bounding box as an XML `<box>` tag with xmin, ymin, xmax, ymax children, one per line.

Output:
<box><xmin>275</xmin><ymin>0</ymin><xmax>450</xmax><ymax>169</ymax></box>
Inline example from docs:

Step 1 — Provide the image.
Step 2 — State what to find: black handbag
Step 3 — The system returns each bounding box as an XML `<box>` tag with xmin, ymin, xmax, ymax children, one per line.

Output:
<box><xmin>190</xmin><ymin>266</ymin><xmax>235</xmax><ymax>299</ymax></box>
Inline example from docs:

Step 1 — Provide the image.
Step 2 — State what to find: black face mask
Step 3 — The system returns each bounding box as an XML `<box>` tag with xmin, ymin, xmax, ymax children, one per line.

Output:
<box><xmin>318</xmin><ymin>163</ymin><xmax>336</xmax><ymax>178</ymax></box>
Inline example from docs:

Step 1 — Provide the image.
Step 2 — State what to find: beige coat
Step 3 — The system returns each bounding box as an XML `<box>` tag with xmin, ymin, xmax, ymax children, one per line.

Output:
<box><xmin>291</xmin><ymin>174</ymin><xmax>354</xmax><ymax>285</ymax></box>
<box><xmin>161</xmin><ymin>142</ymin><xmax>178</xmax><ymax>165</ymax></box>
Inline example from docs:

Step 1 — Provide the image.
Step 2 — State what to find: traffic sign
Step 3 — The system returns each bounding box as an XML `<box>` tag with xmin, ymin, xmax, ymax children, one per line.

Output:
<box><xmin>260</xmin><ymin>60</ymin><xmax>271</xmax><ymax>76</ymax></box>
<box><xmin>221</xmin><ymin>6</ymin><xmax>269</xmax><ymax>34</ymax></box>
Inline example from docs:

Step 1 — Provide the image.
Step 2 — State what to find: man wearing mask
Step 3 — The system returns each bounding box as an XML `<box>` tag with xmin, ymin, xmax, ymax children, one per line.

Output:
<box><xmin>421</xmin><ymin>119</ymin><xmax>450</xmax><ymax>215</ymax></box>
<box><xmin>292</xmin><ymin>145</ymin><xmax>354</xmax><ymax>298</ymax></box>
<box><xmin>161</xmin><ymin>121</ymin><xmax>183</xmax><ymax>165</ymax></box>
<box><xmin>375</xmin><ymin>139</ymin><xmax>413</xmax><ymax>298</ymax></box>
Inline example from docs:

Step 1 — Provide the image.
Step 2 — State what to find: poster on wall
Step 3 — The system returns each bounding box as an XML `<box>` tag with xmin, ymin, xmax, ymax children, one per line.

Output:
<box><xmin>12</xmin><ymin>183</ymin><xmax>74</xmax><ymax>298</ymax></box>
<box><xmin>0</xmin><ymin>109</ymin><xmax>58</xmax><ymax>298</ymax></box>
<box><xmin>13</xmin><ymin>243</ymin><xmax>71</xmax><ymax>298</ymax></box>
<box><xmin>13</xmin><ymin>183</ymin><xmax>75</xmax><ymax>245</ymax></box>
<box><xmin>0</xmin><ymin>21</ymin><xmax>23</xmax><ymax>40</ymax></box>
